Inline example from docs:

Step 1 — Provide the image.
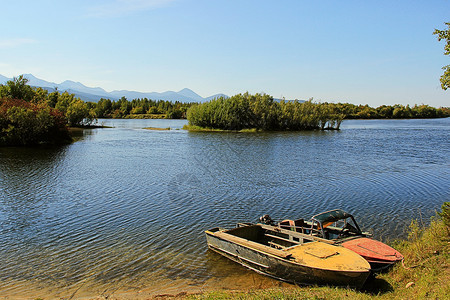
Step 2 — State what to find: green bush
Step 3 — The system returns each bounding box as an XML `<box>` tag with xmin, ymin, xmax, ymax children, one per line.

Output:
<box><xmin>0</xmin><ymin>98</ymin><xmax>71</xmax><ymax>146</ymax></box>
<box><xmin>187</xmin><ymin>93</ymin><xmax>344</xmax><ymax>131</ymax></box>
<box><xmin>439</xmin><ymin>202</ymin><xmax>450</xmax><ymax>229</ymax></box>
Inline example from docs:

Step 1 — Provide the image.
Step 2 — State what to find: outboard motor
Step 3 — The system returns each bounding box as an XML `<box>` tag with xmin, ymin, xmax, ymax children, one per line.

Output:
<box><xmin>259</xmin><ymin>214</ymin><xmax>275</xmax><ymax>225</ymax></box>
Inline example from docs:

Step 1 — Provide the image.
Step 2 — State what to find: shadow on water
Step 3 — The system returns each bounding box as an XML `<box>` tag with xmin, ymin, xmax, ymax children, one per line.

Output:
<box><xmin>69</xmin><ymin>126</ymin><xmax>98</xmax><ymax>142</ymax></box>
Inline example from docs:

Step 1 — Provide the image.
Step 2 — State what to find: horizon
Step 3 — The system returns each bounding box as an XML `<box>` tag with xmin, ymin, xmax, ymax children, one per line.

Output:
<box><xmin>1</xmin><ymin>1</ymin><xmax>449</xmax><ymax>107</ymax></box>
<box><xmin>0</xmin><ymin>73</ymin><xmax>210</xmax><ymax>96</ymax></box>
<box><xmin>1</xmin><ymin>72</ymin><xmax>449</xmax><ymax>106</ymax></box>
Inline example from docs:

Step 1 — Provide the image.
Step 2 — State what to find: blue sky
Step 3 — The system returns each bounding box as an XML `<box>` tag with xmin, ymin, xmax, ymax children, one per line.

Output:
<box><xmin>1</xmin><ymin>0</ymin><xmax>449</xmax><ymax>107</ymax></box>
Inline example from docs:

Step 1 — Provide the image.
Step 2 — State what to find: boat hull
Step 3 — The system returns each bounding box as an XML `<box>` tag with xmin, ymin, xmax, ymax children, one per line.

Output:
<box><xmin>206</xmin><ymin>229</ymin><xmax>369</xmax><ymax>289</ymax></box>
<box><xmin>341</xmin><ymin>237</ymin><xmax>404</xmax><ymax>271</ymax></box>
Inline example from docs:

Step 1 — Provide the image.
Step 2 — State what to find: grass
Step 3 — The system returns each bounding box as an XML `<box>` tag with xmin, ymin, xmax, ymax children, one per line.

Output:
<box><xmin>144</xmin><ymin>127</ymin><xmax>171</xmax><ymax>130</ymax></box>
<box><xmin>183</xmin><ymin>125</ymin><xmax>261</xmax><ymax>132</ymax></box>
<box><xmin>69</xmin><ymin>124</ymin><xmax>112</xmax><ymax>131</ymax></box>
<box><xmin>381</xmin><ymin>216</ymin><xmax>450</xmax><ymax>299</ymax></box>
<box><xmin>126</xmin><ymin>113</ymin><xmax>168</xmax><ymax>119</ymax></box>
<box><xmin>182</xmin><ymin>205</ymin><xmax>449</xmax><ymax>300</ymax></box>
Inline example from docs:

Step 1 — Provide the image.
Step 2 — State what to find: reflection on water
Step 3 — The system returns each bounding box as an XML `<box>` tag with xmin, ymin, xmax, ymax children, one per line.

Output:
<box><xmin>0</xmin><ymin>118</ymin><xmax>449</xmax><ymax>298</ymax></box>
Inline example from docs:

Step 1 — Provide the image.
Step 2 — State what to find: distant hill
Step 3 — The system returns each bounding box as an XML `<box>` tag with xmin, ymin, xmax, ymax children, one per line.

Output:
<box><xmin>0</xmin><ymin>74</ymin><xmax>303</xmax><ymax>103</ymax></box>
<box><xmin>0</xmin><ymin>74</ymin><xmax>229</xmax><ymax>103</ymax></box>
<box><xmin>0</xmin><ymin>74</ymin><xmax>9</xmax><ymax>84</ymax></box>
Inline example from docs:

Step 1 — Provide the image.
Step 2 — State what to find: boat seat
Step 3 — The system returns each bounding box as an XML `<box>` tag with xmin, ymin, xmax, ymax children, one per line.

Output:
<box><xmin>294</xmin><ymin>219</ymin><xmax>305</xmax><ymax>233</ymax></box>
<box><xmin>279</xmin><ymin>219</ymin><xmax>305</xmax><ymax>233</ymax></box>
<box><xmin>268</xmin><ymin>241</ymin><xmax>286</xmax><ymax>249</ymax></box>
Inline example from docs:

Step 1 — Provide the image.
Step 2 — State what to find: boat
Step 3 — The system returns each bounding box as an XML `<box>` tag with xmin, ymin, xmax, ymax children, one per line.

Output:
<box><xmin>205</xmin><ymin>223</ymin><xmax>371</xmax><ymax>288</ymax></box>
<box><xmin>272</xmin><ymin>209</ymin><xmax>404</xmax><ymax>271</ymax></box>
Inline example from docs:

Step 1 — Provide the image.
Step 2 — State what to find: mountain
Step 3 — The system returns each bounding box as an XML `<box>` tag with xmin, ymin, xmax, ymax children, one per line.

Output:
<box><xmin>58</xmin><ymin>80</ymin><xmax>110</xmax><ymax>98</ymax></box>
<box><xmin>205</xmin><ymin>93</ymin><xmax>229</xmax><ymax>101</ymax></box>
<box><xmin>21</xmin><ymin>73</ymin><xmax>57</xmax><ymax>88</ymax></box>
<box><xmin>0</xmin><ymin>74</ymin><xmax>228</xmax><ymax>103</ymax></box>
<box><xmin>177</xmin><ymin>88</ymin><xmax>204</xmax><ymax>102</ymax></box>
<box><xmin>0</xmin><ymin>74</ymin><xmax>9</xmax><ymax>83</ymax></box>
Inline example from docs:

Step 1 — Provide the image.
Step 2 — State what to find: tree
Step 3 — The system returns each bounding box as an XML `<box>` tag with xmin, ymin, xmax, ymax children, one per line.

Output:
<box><xmin>55</xmin><ymin>91</ymin><xmax>75</xmax><ymax>114</ymax></box>
<box><xmin>433</xmin><ymin>22</ymin><xmax>450</xmax><ymax>90</ymax></box>
<box><xmin>0</xmin><ymin>75</ymin><xmax>35</xmax><ymax>102</ymax></box>
<box><xmin>0</xmin><ymin>98</ymin><xmax>71</xmax><ymax>146</ymax></box>
<box><xmin>95</xmin><ymin>98</ymin><xmax>112</xmax><ymax>117</ymax></box>
<box><xmin>66</xmin><ymin>99</ymin><xmax>95</xmax><ymax>126</ymax></box>
<box><xmin>54</xmin><ymin>92</ymin><xmax>96</xmax><ymax>126</ymax></box>
<box><xmin>47</xmin><ymin>90</ymin><xmax>59</xmax><ymax>108</ymax></box>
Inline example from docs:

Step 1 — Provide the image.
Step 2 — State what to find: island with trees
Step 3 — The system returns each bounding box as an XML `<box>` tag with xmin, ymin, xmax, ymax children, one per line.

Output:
<box><xmin>185</xmin><ymin>93</ymin><xmax>345</xmax><ymax>131</ymax></box>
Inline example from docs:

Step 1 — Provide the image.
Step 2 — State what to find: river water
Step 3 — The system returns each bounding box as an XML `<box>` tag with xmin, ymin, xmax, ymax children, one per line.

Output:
<box><xmin>0</xmin><ymin>118</ymin><xmax>449</xmax><ymax>298</ymax></box>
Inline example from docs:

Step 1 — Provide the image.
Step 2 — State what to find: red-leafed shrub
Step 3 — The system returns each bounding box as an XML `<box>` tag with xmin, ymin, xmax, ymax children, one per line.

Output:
<box><xmin>0</xmin><ymin>98</ymin><xmax>72</xmax><ymax>146</ymax></box>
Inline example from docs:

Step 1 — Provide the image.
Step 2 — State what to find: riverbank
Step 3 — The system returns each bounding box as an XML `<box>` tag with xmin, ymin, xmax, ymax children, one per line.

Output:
<box><xmin>182</xmin><ymin>124</ymin><xmax>261</xmax><ymax>132</ymax></box>
<box><xmin>144</xmin><ymin>127</ymin><xmax>171</xmax><ymax>130</ymax></box>
<box><xmin>182</xmin><ymin>124</ymin><xmax>342</xmax><ymax>132</ymax></box>
<box><xmin>164</xmin><ymin>206</ymin><xmax>449</xmax><ymax>300</ymax></box>
<box><xmin>68</xmin><ymin>124</ymin><xmax>112</xmax><ymax>131</ymax></box>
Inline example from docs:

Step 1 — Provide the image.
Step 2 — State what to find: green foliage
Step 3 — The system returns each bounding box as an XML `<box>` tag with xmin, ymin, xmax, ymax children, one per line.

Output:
<box><xmin>0</xmin><ymin>75</ymin><xmax>98</xmax><ymax>146</ymax></box>
<box><xmin>52</xmin><ymin>91</ymin><xmax>97</xmax><ymax>126</ymax></box>
<box><xmin>54</xmin><ymin>91</ymin><xmax>74</xmax><ymax>114</ymax></box>
<box><xmin>66</xmin><ymin>99</ymin><xmax>95</xmax><ymax>126</ymax></box>
<box><xmin>187</xmin><ymin>94</ymin><xmax>349</xmax><ymax>131</ymax></box>
<box><xmin>433</xmin><ymin>22</ymin><xmax>450</xmax><ymax>90</ymax></box>
<box><xmin>47</xmin><ymin>90</ymin><xmax>59</xmax><ymax>107</ymax></box>
<box><xmin>332</xmin><ymin>103</ymin><xmax>448</xmax><ymax>119</ymax></box>
<box><xmin>0</xmin><ymin>75</ymin><xmax>35</xmax><ymax>102</ymax></box>
<box><xmin>91</xmin><ymin>97</ymin><xmax>191</xmax><ymax>119</ymax></box>
<box><xmin>130</xmin><ymin>106</ymin><xmax>145</xmax><ymax>114</ymax></box>
<box><xmin>439</xmin><ymin>65</ymin><xmax>450</xmax><ymax>90</ymax></box>
<box><xmin>187</xmin><ymin>94</ymin><xmax>449</xmax><ymax>132</ymax></box>
<box><xmin>439</xmin><ymin>202</ymin><xmax>450</xmax><ymax>229</ymax></box>
<box><xmin>0</xmin><ymin>98</ymin><xmax>71</xmax><ymax>146</ymax></box>
<box><xmin>32</xmin><ymin>87</ymin><xmax>49</xmax><ymax>103</ymax></box>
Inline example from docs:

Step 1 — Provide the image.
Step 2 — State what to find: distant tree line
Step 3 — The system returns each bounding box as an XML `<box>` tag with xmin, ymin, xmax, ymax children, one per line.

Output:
<box><xmin>94</xmin><ymin>97</ymin><xmax>192</xmax><ymax>119</ymax></box>
<box><xmin>329</xmin><ymin>103</ymin><xmax>449</xmax><ymax>119</ymax></box>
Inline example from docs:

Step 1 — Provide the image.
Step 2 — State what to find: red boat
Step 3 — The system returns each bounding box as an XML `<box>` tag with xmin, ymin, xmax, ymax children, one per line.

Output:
<box><xmin>273</xmin><ymin>209</ymin><xmax>403</xmax><ymax>271</ymax></box>
<box><xmin>341</xmin><ymin>237</ymin><xmax>403</xmax><ymax>270</ymax></box>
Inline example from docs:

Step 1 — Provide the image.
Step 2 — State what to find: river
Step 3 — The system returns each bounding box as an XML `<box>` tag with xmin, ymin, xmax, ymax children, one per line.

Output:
<box><xmin>0</xmin><ymin>118</ymin><xmax>448</xmax><ymax>298</ymax></box>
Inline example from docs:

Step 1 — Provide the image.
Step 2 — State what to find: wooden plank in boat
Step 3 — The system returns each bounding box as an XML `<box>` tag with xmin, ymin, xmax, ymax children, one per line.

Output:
<box><xmin>258</xmin><ymin>224</ymin><xmax>335</xmax><ymax>244</ymax></box>
<box><xmin>213</xmin><ymin>231</ymin><xmax>292</xmax><ymax>259</ymax></box>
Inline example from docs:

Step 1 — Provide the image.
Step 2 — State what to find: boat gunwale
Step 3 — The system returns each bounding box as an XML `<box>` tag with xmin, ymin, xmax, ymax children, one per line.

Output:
<box><xmin>205</xmin><ymin>226</ymin><xmax>371</xmax><ymax>274</ymax></box>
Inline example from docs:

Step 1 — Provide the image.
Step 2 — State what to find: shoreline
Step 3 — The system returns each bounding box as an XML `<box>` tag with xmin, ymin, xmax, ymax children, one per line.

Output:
<box><xmin>182</xmin><ymin>124</ymin><xmax>342</xmax><ymax>132</ymax></box>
